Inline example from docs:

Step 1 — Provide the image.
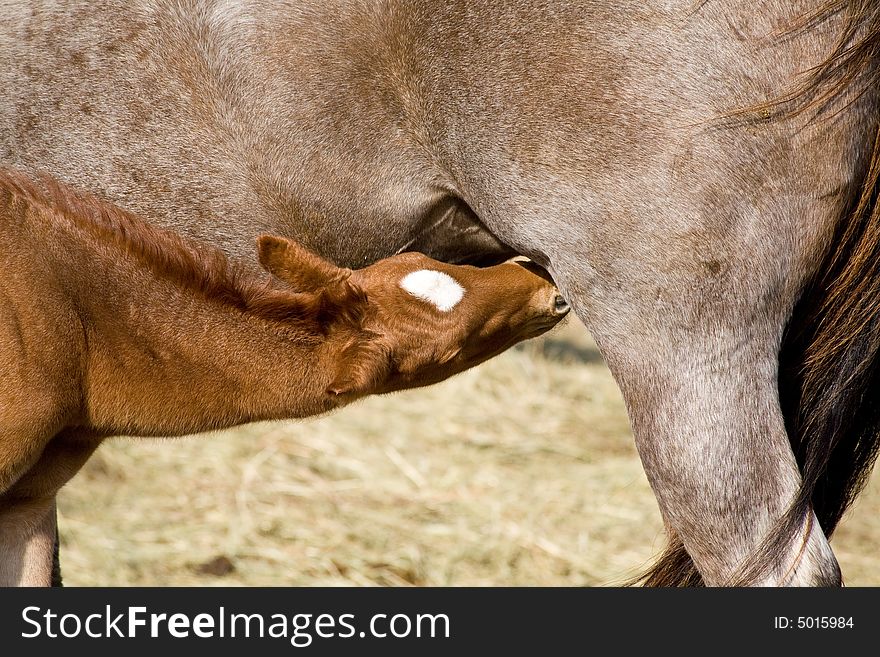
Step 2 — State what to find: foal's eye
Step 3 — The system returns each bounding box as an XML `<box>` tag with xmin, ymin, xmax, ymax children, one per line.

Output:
<box><xmin>399</xmin><ymin>269</ymin><xmax>465</xmax><ymax>312</ymax></box>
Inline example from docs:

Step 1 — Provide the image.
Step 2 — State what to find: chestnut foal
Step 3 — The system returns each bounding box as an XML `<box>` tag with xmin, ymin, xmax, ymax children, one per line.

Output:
<box><xmin>0</xmin><ymin>169</ymin><xmax>568</xmax><ymax>585</ymax></box>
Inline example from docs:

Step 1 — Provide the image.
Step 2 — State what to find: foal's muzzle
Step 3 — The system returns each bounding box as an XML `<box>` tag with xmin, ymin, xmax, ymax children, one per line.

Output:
<box><xmin>553</xmin><ymin>294</ymin><xmax>570</xmax><ymax>315</ymax></box>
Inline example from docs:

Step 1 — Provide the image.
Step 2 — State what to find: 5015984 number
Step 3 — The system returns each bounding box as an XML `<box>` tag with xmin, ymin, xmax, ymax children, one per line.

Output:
<box><xmin>798</xmin><ymin>617</ymin><xmax>854</xmax><ymax>629</ymax></box>
<box><xmin>774</xmin><ymin>617</ymin><xmax>854</xmax><ymax>629</ymax></box>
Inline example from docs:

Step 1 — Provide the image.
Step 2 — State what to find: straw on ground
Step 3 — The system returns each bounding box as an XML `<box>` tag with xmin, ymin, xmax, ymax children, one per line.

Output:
<box><xmin>57</xmin><ymin>320</ymin><xmax>880</xmax><ymax>585</ymax></box>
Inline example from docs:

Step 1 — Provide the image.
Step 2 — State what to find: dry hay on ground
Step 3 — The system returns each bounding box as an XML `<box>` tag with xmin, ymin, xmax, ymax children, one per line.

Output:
<box><xmin>58</xmin><ymin>320</ymin><xmax>880</xmax><ymax>586</ymax></box>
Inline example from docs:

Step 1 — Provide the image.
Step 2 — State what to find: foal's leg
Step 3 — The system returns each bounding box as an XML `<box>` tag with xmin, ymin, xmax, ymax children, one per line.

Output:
<box><xmin>51</xmin><ymin>519</ymin><xmax>62</xmax><ymax>586</ymax></box>
<box><xmin>0</xmin><ymin>496</ymin><xmax>58</xmax><ymax>586</ymax></box>
<box><xmin>0</xmin><ymin>406</ymin><xmax>71</xmax><ymax>585</ymax></box>
<box><xmin>0</xmin><ymin>435</ymin><xmax>98</xmax><ymax>586</ymax></box>
<box><xmin>0</xmin><ymin>425</ymin><xmax>61</xmax><ymax>586</ymax></box>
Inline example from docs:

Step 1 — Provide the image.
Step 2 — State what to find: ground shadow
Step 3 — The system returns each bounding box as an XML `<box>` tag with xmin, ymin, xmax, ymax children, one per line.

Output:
<box><xmin>517</xmin><ymin>337</ymin><xmax>606</xmax><ymax>365</ymax></box>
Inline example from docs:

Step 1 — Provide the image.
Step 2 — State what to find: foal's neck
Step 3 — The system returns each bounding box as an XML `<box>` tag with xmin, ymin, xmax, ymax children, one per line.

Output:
<box><xmin>89</xmin><ymin>286</ymin><xmax>344</xmax><ymax>435</ymax></box>
<box><xmin>0</xmin><ymin>169</ymin><xmax>351</xmax><ymax>437</ymax></box>
<box><xmin>9</xmin><ymin>192</ymin><xmax>348</xmax><ymax>437</ymax></box>
<box><xmin>82</xmin><ymin>271</ymin><xmax>343</xmax><ymax>437</ymax></box>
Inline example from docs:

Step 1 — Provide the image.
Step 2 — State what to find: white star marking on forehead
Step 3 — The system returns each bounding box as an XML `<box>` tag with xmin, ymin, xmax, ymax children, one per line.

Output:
<box><xmin>399</xmin><ymin>269</ymin><xmax>465</xmax><ymax>312</ymax></box>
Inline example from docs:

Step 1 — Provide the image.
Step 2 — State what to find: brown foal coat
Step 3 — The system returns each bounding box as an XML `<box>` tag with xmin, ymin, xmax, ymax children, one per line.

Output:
<box><xmin>0</xmin><ymin>169</ymin><xmax>567</xmax><ymax>584</ymax></box>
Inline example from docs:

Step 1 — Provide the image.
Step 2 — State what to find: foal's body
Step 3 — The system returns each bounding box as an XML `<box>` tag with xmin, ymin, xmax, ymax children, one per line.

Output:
<box><xmin>0</xmin><ymin>171</ymin><xmax>566</xmax><ymax>585</ymax></box>
<box><xmin>2</xmin><ymin>1</ymin><xmax>878</xmax><ymax>585</ymax></box>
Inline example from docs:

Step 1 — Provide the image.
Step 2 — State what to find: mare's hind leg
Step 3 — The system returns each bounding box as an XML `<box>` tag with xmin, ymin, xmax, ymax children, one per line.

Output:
<box><xmin>544</xmin><ymin>250</ymin><xmax>839</xmax><ymax>585</ymax></box>
<box><xmin>470</xmin><ymin>166</ymin><xmax>842</xmax><ymax>584</ymax></box>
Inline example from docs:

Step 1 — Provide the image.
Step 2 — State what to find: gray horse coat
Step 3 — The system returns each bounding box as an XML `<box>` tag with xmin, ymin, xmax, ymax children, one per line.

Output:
<box><xmin>3</xmin><ymin>0</ymin><xmax>879</xmax><ymax>586</ymax></box>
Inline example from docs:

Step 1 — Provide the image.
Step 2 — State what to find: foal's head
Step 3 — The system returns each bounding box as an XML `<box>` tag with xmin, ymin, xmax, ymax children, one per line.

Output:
<box><xmin>258</xmin><ymin>236</ymin><xmax>569</xmax><ymax>398</ymax></box>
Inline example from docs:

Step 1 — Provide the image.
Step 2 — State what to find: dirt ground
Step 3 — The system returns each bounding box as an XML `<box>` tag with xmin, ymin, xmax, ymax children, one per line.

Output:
<box><xmin>57</xmin><ymin>318</ymin><xmax>879</xmax><ymax>586</ymax></box>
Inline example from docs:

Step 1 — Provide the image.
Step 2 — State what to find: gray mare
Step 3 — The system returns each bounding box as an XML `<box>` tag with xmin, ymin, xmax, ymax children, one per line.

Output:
<box><xmin>2</xmin><ymin>0</ymin><xmax>879</xmax><ymax>586</ymax></box>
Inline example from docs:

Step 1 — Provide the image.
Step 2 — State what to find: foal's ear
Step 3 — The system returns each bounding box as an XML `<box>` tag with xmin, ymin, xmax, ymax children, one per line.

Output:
<box><xmin>257</xmin><ymin>235</ymin><xmax>352</xmax><ymax>292</ymax></box>
<box><xmin>326</xmin><ymin>339</ymin><xmax>392</xmax><ymax>398</ymax></box>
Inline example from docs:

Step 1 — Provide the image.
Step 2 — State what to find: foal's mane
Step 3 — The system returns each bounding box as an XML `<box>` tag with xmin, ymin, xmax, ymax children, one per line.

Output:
<box><xmin>0</xmin><ymin>167</ymin><xmax>367</xmax><ymax>330</ymax></box>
